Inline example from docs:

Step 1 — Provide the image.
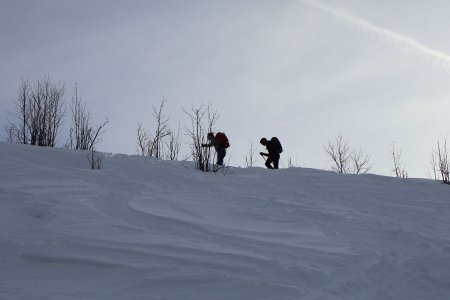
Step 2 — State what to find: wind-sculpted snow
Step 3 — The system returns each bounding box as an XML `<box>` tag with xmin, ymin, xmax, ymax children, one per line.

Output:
<box><xmin>1</xmin><ymin>142</ymin><xmax>450</xmax><ymax>299</ymax></box>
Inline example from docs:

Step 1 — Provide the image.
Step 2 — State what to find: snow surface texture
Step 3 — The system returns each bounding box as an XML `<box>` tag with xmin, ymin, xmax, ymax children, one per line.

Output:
<box><xmin>1</xmin><ymin>142</ymin><xmax>450</xmax><ymax>300</ymax></box>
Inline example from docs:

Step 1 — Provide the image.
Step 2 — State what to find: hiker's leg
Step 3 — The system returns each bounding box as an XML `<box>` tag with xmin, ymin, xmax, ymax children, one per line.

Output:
<box><xmin>273</xmin><ymin>154</ymin><xmax>280</xmax><ymax>169</ymax></box>
<box><xmin>217</xmin><ymin>148</ymin><xmax>226</xmax><ymax>165</ymax></box>
<box><xmin>265</xmin><ymin>157</ymin><xmax>274</xmax><ymax>169</ymax></box>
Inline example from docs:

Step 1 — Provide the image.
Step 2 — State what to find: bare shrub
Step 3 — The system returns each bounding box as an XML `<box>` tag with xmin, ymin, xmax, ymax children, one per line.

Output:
<box><xmin>183</xmin><ymin>102</ymin><xmax>219</xmax><ymax>172</ymax></box>
<box><xmin>286</xmin><ymin>157</ymin><xmax>298</xmax><ymax>168</ymax></box>
<box><xmin>66</xmin><ymin>84</ymin><xmax>109</xmax><ymax>165</ymax></box>
<box><xmin>5</xmin><ymin>79</ymin><xmax>30</xmax><ymax>143</ymax></box>
<box><xmin>136</xmin><ymin>122</ymin><xmax>152</xmax><ymax>156</ymax></box>
<box><xmin>86</xmin><ymin>119</ymin><xmax>109</xmax><ymax>169</ymax></box>
<box><xmin>351</xmin><ymin>149</ymin><xmax>371</xmax><ymax>174</ymax></box>
<box><xmin>324</xmin><ymin>132</ymin><xmax>351</xmax><ymax>174</ymax></box>
<box><xmin>151</xmin><ymin>98</ymin><xmax>170</xmax><ymax>159</ymax></box>
<box><xmin>389</xmin><ymin>142</ymin><xmax>408</xmax><ymax>178</ymax></box>
<box><xmin>431</xmin><ymin>137</ymin><xmax>449</xmax><ymax>184</ymax></box>
<box><xmin>164</xmin><ymin>124</ymin><xmax>182</xmax><ymax>161</ymax></box>
<box><xmin>68</xmin><ymin>84</ymin><xmax>91</xmax><ymax>150</ymax></box>
<box><xmin>324</xmin><ymin>132</ymin><xmax>371</xmax><ymax>174</ymax></box>
<box><xmin>5</xmin><ymin>76</ymin><xmax>66</xmax><ymax>147</ymax></box>
<box><xmin>244</xmin><ymin>141</ymin><xmax>256</xmax><ymax>167</ymax></box>
<box><xmin>136</xmin><ymin>98</ymin><xmax>172</xmax><ymax>159</ymax></box>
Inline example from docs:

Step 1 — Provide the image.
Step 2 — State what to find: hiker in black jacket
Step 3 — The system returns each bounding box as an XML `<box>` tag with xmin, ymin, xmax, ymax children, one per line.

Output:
<box><xmin>201</xmin><ymin>132</ymin><xmax>227</xmax><ymax>165</ymax></box>
<box><xmin>260</xmin><ymin>137</ymin><xmax>280</xmax><ymax>169</ymax></box>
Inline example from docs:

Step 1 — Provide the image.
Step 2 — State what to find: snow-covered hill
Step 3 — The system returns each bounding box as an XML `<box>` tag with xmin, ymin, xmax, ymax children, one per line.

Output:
<box><xmin>1</xmin><ymin>142</ymin><xmax>450</xmax><ymax>300</ymax></box>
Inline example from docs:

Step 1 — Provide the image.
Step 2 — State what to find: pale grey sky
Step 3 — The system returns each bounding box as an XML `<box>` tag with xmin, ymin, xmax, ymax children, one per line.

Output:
<box><xmin>2</xmin><ymin>0</ymin><xmax>450</xmax><ymax>177</ymax></box>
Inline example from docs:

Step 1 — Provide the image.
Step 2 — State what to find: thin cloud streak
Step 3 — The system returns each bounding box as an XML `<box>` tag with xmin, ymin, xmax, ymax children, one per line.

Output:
<box><xmin>297</xmin><ymin>0</ymin><xmax>450</xmax><ymax>70</ymax></box>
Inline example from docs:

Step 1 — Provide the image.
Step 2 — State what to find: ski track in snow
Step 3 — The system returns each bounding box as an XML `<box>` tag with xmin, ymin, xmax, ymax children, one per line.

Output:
<box><xmin>1</xmin><ymin>142</ymin><xmax>450</xmax><ymax>299</ymax></box>
<box><xmin>297</xmin><ymin>0</ymin><xmax>450</xmax><ymax>70</ymax></box>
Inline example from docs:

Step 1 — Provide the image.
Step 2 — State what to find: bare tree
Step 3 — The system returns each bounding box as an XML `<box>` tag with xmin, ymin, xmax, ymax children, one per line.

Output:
<box><xmin>164</xmin><ymin>124</ymin><xmax>182</xmax><ymax>161</ymax></box>
<box><xmin>389</xmin><ymin>142</ymin><xmax>408</xmax><ymax>178</ymax></box>
<box><xmin>151</xmin><ymin>98</ymin><xmax>170</xmax><ymax>159</ymax></box>
<box><xmin>68</xmin><ymin>84</ymin><xmax>91</xmax><ymax>150</ymax></box>
<box><xmin>29</xmin><ymin>76</ymin><xmax>66</xmax><ymax>147</ymax></box>
<box><xmin>5</xmin><ymin>79</ymin><xmax>30</xmax><ymax>143</ymax></box>
<box><xmin>5</xmin><ymin>126</ymin><xmax>15</xmax><ymax>143</ymax></box>
<box><xmin>87</xmin><ymin>119</ymin><xmax>109</xmax><ymax>169</ymax></box>
<box><xmin>136</xmin><ymin>122</ymin><xmax>152</xmax><ymax>156</ymax></box>
<box><xmin>324</xmin><ymin>132</ymin><xmax>371</xmax><ymax>174</ymax></box>
<box><xmin>183</xmin><ymin>102</ymin><xmax>219</xmax><ymax>172</ymax></box>
<box><xmin>244</xmin><ymin>141</ymin><xmax>256</xmax><ymax>167</ymax></box>
<box><xmin>136</xmin><ymin>98</ymin><xmax>172</xmax><ymax>159</ymax></box>
<box><xmin>5</xmin><ymin>76</ymin><xmax>65</xmax><ymax>147</ymax></box>
<box><xmin>351</xmin><ymin>149</ymin><xmax>371</xmax><ymax>174</ymax></box>
<box><xmin>430</xmin><ymin>151</ymin><xmax>439</xmax><ymax>181</ymax></box>
<box><xmin>67</xmin><ymin>84</ymin><xmax>108</xmax><ymax>156</ymax></box>
<box><xmin>286</xmin><ymin>157</ymin><xmax>298</xmax><ymax>168</ymax></box>
<box><xmin>63</xmin><ymin>83</ymin><xmax>108</xmax><ymax>168</ymax></box>
<box><xmin>431</xmin><ymin>137</ymin><xmax>449</xmax><ymax>184</ymax></box>
<box><xmin>324</xmin><ymin>132</ymin><xmax>351</xmax><ymax>174</ymax></box>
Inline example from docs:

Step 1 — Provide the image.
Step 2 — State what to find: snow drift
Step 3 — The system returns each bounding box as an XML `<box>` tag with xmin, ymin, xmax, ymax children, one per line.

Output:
<box><xmin>1</xmin><ymin>142</ymin><xmax>450</xmax><ymax>299</ymax></box>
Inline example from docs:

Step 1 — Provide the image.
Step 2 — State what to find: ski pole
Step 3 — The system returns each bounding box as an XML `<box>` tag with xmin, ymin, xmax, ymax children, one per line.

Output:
<box><xmin>260</xmin><ymin>153</ymin><xmax>267</xmax><ymax>162</ymax></box>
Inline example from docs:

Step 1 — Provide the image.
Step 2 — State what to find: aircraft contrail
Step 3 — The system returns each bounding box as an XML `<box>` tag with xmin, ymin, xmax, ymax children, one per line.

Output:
<box><xmin>297</xmin><ymin>0</ymin><xmax>450</xmax><ymax>69</ymax></box>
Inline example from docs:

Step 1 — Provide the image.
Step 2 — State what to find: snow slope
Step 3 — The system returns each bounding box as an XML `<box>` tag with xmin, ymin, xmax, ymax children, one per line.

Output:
<box><xmin>1</xmin><ymin>142</ymin><xmax>450</xmax><ymax>300</ymax></box>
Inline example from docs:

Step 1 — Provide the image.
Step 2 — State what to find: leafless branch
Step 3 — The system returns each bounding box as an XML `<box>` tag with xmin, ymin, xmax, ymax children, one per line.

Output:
<box><xmin>151</xmin><ymin>98</ymin><xmax>170</xmax><ymax>159</ymax></box>
<box><xmin>244</xmin><ymin>141</ymin><xmax>256</xmax><ymax>167</ymax></box>
<box><xmin>164</xmin><ymin>124</ymin><xmax>182</xmax><ymax>161</ymax></box>
<box><xmin>389</xmin><ymin>142</ymin><xmax>408</xmax><ymax>178</ymax></box>
<box><xmin>431</xmin><ymin>137</ymin><xmax>449</xmax><ymax>184</ymax></box>
<box><xmin>5</xmin><ymin>76</ymin><xmax>65</xmax><ymax>147</ymax></box>
<box><xmin>351</xmin><ymin>148</ymin><xmax>371</xmax><ymax>174</ymax></box>
<box><xmin>324</xmin><ymin>132</ymin><xmax>351</xmax><ymax>174</ymax></box>
<box><xmin>87</xmin><ymin>118</ymin><xmax>109</xmax><ymax>170</ymax></box>
<box><xmin>325</xmin><ymin>132</ymin><xmax>371</xmax><ymax>175</ymax></box>
<box><xmin>183</xmin><ymin>102</ymin><xmax>219</xmax><ymax>172</ymax></box>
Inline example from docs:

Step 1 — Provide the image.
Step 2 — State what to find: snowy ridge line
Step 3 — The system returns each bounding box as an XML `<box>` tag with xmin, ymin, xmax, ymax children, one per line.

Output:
<box><xmin>297</xmin><ymin>0</ymin><xmax>450</xmax><ymax>70</ymax></box>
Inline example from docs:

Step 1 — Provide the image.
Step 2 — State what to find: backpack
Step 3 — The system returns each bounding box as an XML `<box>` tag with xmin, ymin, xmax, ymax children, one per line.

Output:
<box><xmin>216</xmin><ymin>132</ymin><xmax>230</xmax><ymax>148</ymax></box>
<box><xmin>271</xmin><ymin>137</ymin><xmax>283</xmax><ymax>153</ymax></box>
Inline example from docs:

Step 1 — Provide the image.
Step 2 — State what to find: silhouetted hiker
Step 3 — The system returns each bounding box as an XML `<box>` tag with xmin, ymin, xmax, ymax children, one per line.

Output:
<box><xmin>260</xmin><ymin>137</ymin><xmax>283</xmax><ymax>169</ymax></box>
<box><xmin>201</xmin><ymin>132</ymin><xmax>229</xmax><ymax>166</ymax></box>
